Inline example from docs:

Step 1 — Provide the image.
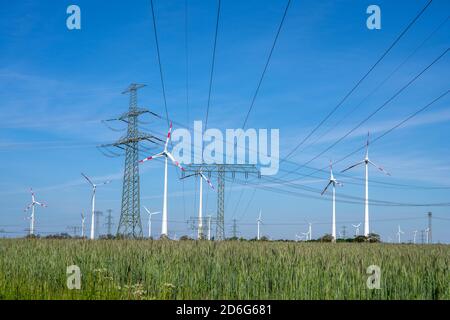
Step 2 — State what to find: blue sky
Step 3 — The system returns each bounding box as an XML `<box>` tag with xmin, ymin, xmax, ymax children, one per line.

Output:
<box><xmin>0</xmin><ymin>0</ymin><xmax>449</xmax><ymax>242</ymax></box>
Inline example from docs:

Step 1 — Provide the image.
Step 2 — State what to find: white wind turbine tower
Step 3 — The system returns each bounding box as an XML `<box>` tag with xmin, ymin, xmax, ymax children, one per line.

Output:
<box><xmin>81</xmin><ymin>173</ymin><xmax>111</xmax><ymax>240</ymax></box>
<box><xmin>413</xmin><ymin>230</ymin><xmax>418</xmax><ymax>244</ymax></box>
<box><xmin>306</xmin><ymin>222</ymin><xmax>313</xmax><ymax>241</ymax></box>
<box><xmin>207</xmin><ymin>215</ymin><xmax>213</xmax><ymax>241</ymax></box>
<box><xmin>81</xmin><ymin>212</ymin><xmax>86</xmax><ymax>238</ymax></box>
<box><xmin>321</xmin><ymin>161</ymin><xmax>343</xmax><ymax>242</ymax></box>
<box><xmin>181</xmin><ymin>171</ymin><xmax>214</xmax><ymax>239</ymax></box>
<box><xmin>425</xmin><ymin>228</ymin><xmax>430</xmax><ymax>244</ymax></box>
<box><xmin>341</xmin><ymin>132</ymin><xmax>390</xmax><ymax>237</ymax></box>
<box><xmin>257</xmin><ymin>210</ymin><xmax>263</xmax><ymax>240</ymax></box>
<box><xmin>143</xmin><ymin>206</ymin><xmax>160</xmax><ymax>238</ymax></box>
<box><xmin>24</xmin><ymin>188</ymin><xmax>47</xmax><ymax>236</ymax></box>
<box><xmin>397</xmin><ymin>225</ymin><xmax>404</xmax><ymax>244</ymax></box>
<box><xmin>352</xmin><ymin>223</ymin><xmax>361</xmax><ymax>237</ymax></box>
<box><xmin>139</xmin><ymin>122</ymin><xmax>185</xmax><ymax>237</ymax></box>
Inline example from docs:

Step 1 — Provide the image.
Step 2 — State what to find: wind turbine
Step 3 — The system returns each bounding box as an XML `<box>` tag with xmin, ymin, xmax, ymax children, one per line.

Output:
<box><xmin>321</xmin><ymin>161</ymin><xmax>343</xmax><ymax>242</ymax></box>
<box><xmin>81</xmin><ymin>173</ymin><xmax>111</xmax><ymax>240</ymax></box>
<box><xmin>207</xmin><ymin>215</ymin><xmax>213</xmax><ymax>241</ymax></box>
<box><xmin>413</xmin><ymin>230</ymin><xmax>418</xmax><ymax>244</ymax></box>
<box><xmin>302</xmin><ymin>232</ymin><xmax>309</xmax><ymax>241</ymax></box>
<box><xmin>295</xmin><ymin>234</ymin><xmax>301</xmax><ymax>242</ymax></box>
<box><xmin>81</xmin><ymin>212</ymin><xmax>86</xmax><ymax>238</ymax></box>
<box><xmin>24</xmin><ymin>188</ymin><xmax>47</xmax><ymax>236</ymax></box>
<box><xmin>425</xmin><ymin>228</ymin><xmax>430</xmax><ymax>244</ymax></box>
<box><xmin>139</xmin><ymin>122</ymin><xmax>185</xmax><ymax>237</ymax></box>
<box><xmin>352</xmin><ymin>223</ymin><xmax>362</xmax><ymax>237</ymax></box>
<box><xmin>307</xmin><ymin>222</ymin><xmax>313</xmax><ymax>241</ymax></box>
<box><xmin>341</xmin><ymin>132</ymin><xmax>390</xmax><ymax>237</ymax></box>
<box><xmin>397</xmin><ymin>225</ymin><xmax>404</xmax><ymax>244</ymax></box>
<box><xmin>181</xmin><ymin>170</ymin><xmax>214</xmax><ymax>239</ymax></box>
<box><xmin>257</xmin><ymin>210</ymin><xmax>263</xmax><ymax>240</ymax></box>
<box><xmin>143</xmin><ymin>206</ymin><xmax>160</xmax><ymax>239</ymax></box>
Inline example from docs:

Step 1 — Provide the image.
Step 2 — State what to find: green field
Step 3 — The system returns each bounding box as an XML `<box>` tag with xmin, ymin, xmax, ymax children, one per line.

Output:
<box><xmin>0</xmin><ymin>239</ymin><xmax>448</xmax><ymax>300</ymax></box>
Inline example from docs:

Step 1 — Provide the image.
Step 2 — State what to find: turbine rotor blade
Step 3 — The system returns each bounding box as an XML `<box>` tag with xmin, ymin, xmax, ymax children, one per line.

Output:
<box><xmin>143</xmin><ymin>206</ymin><xmax>151</xmax><ymax>214</ymax></box>
<box><xmin>180</xmin><ymin>173</ymin><xmax>197</xmax><ymax>180</ymax></box>
<box><xmin>81</xmin><ymin>173</ymin><xmax>94</xmax><ymax>186</ymax></box>
<box><xmin>30</xmin><ymin>188</ymin><xmax>35</xmax><ymax>202</ymax></box>
<box><xmin>200</xmin><ymin>173</ymin><xmax>215</xmax><ymax>190</ymax></box>
<box><xmin>166</xmin><ymin>152</ymin><xmax>185</xmax><ymax>171</ymax></box>
<box><xmin>369</xmin><ymin>160</ymin><xmax>391</xmax><ymax>176</ymax></box>
<box><xmin>164</xmin><ymin>122</ymin><xmax>173</xmax><ymax>151</ymax></box>
<box><xmin>341</xmin><ymin>161</ymin><xmax>365</xmax><ymax>173</ymax></box>
<box><xmin>321</xmin><ymin>181</ymin><xmax>333</xmax><ymax>195</ymax></box>
<box><xmin>139</xmin><ymin>152</ymin><xmax>164</xmax><ymax>163</ymax></box>
<box><xmin>34</xmin><ymin>201</ymin><xmax>47</xmax><ymax>207</ymax></box>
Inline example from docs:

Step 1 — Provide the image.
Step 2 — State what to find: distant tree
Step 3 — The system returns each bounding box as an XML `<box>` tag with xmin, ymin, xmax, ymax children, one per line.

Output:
<box><xmin>24</xmin><ymin>234</ymin><xmax>40</xmax><ymax>239</ymax></box>
<box><xmin>179</xmin><ymin>235</ymin><xmax>192</xmax><ymax>241</ymax></box>
<box><xmin>354</xmin><ymin>235</ymin><xmax>367</xmax><ymax>243</ymax></box>
<box><xmin>99</xmin><ymin>234</ymin><xmax>116</xmax><ymax>240</ymax></box>
<box><xmin>259</xmin><ymin>236</ymin><xmax>269</xmax><ymax>242</ymax></box>
<box><xmin>318</xmin><ymin>234</ymin><xmax>333</xmax><ymax>242</ymax></box>
<box><xmin>45</xmin><ymin>233</ymin><xmax>72</xmax><ymax>239</ymax></box>
<box><xmin>367</xmin><ymin>233</ymin><xmax>380</xmax><ymax>243</ymax></box>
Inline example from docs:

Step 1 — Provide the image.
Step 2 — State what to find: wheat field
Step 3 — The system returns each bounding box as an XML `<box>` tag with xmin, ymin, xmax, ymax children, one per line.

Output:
<box><xmin>0</xmin><ymin>239</ymin><xmax>448</xmax><ymax>300</ymax></box>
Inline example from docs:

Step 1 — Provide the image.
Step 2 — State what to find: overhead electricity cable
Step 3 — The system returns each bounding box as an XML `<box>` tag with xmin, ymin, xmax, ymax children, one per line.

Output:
<box><xmin>299</xmin><ymin>14</ymin><xmax>449</xmax><ymax>155</ymax></box>
<box><xmin>286</xmin><ymin>47</ymin><xmax>449</xmax><ymax>175</ymax></box>
<box><xmin>282</xmin><ymin>0</ymin><xmax>434</xmax><ymax>161</ymax></box>
<box><xmin>150</xmin><ymin>0</ymin><xmax>170</xmax><ymax>128</ymax></box>
<box><xmin>204</xmin><ymin>0</ymin><xmax>222</xmax><ymax>131</ymax></box>
<box><xmin>241</xmin><ymin>0</ymin><xmax>292</xmax><ymax>129</ymax></box>
<box><xmin>291</xmin><ymin>88</ymin><xmax>450</xmax><ymax>181</ymax></box>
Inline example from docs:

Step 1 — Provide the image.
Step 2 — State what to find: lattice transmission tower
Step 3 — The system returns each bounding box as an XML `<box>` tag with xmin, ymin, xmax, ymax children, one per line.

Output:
<box><xmin>98</xmin><ymin>84</ymin><xmax>162</xmax><ymax>238</ymax></box>
<box><xmin>183</xmin><ymin>164</ymin><xmax>260</xmax><ymax>240</ymax></box>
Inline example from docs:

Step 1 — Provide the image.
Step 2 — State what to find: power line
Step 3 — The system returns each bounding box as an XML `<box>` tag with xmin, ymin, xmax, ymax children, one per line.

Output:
<box><xmin>182</xmin><ymin>0</ymin><xmax>190</xmax><ymax>222</ymax></box>
<box><xmin>150</xmin><ymin>111</ymin><xmax>450</xmax><ymax>191</ymax></box>
<box><xmin>150</xmin><ymin>0</ymin><xmax>170</xmax><ymax>128</ymax></box>
<box><xmin>241</xmin><ymin>0</ymin><xmax>292</xmax><ymax>129</ymax></box>
<box><xmin>294</xmin><ymin>89</ymin><xmax>449</xmax><ymax>181</ymax></box>
<box><xmin>222</xmin><ymin>174</ymin><xmax>450</xmax><ymax>208</ymax></box>
<box><xmin>300</xmin><ymin>14</ymin><xmax>449</xmax><ymax>156</ymax></box>
<box><xmin>282</xmin><ymin>0</ymin><xmax>434</xmax><ymax>161</ymax></box>
<box><xmin>288</xmin><ymin>47</ymin><xmax>448</xmax><ymax>175</ymax></box>
<box><xmin>204</xmin><ymin>0</ymin><xmax>221</xmax><ymax>131</ymax></box>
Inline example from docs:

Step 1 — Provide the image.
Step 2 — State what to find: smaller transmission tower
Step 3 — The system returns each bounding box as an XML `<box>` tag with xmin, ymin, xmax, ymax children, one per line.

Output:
<box><xmin>231</xmin><ymin>219</ymin><xmax>239</xmax><ymax>239</ymax></box>
<box><xmin>95</xmin><ymin>211</ymin><xmax>103</xmax><ymax>238</ymax></box>
<box><xmin>428</xmin><ymin>212</ymin><xmax>432</xmax><ymax>244</ymax></box>
<box><xmin>184</xmin><ymin>164</ymin><xmax>260</xmax><ymax>241</ymax></box>
<box><xmin>341</xmin><ymin>226</ymin><xmax>347</xmax><ymax>239</ymax></box>
<box><xmin>104</xmin><ymin>209</ymin><xmax>115</xmax><ymax>236</ymax></box>
<box><xmin>67</xmin><ymin>226</ymin><xmax>81</xmax><ymax>237</ymax></box>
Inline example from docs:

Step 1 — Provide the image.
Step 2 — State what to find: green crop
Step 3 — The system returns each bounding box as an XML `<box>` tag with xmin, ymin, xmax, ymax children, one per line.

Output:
<box><xmin>0</xmin><ymin>239</ymin><xmax>448</xmax><ymax>300</ymax></box>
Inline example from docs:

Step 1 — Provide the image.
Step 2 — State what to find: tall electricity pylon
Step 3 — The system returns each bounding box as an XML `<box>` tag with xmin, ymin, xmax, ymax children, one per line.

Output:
<box><xmin>99</xmin><ymin>84</ymin><xmax>162</xmax><ymax>238</ymax></box>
